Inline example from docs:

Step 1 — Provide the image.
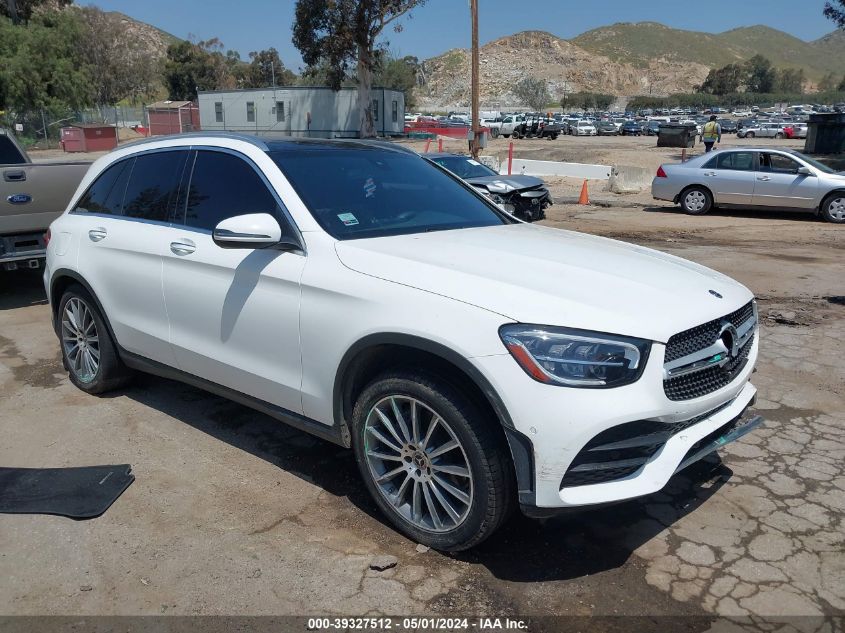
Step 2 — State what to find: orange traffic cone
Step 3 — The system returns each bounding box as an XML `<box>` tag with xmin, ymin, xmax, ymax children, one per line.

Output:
<box><xmin>578</xmin><ymin>179</ymin><xmax>590</xmax><ymax>205</ymax></box>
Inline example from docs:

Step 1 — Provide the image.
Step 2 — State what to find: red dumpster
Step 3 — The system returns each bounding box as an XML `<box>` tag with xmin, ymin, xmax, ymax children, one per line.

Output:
<box><xmin>60</xmin><ymin>124</ymin><xmax>118</xmax><ymax>152</ymax></box>
<box><xmin>60</xmin><ymin>126</ymin><xmax>85</xmax><ymax>152</ymax></box>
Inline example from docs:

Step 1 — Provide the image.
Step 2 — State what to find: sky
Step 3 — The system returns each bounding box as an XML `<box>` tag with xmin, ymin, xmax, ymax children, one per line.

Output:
<box><xmin>78</xmin><ymin>0</ymin><xmax>838</xmax><ymax>68</ymax></box>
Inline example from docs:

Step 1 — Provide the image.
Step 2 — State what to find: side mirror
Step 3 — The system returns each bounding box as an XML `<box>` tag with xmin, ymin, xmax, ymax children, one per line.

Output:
<box><xmin>213</xmin><ymin>213</ymin><xmax>294</xmax><ymax>250</ymax></box>
<box><xmin>796</xmin><ymin>166</ymin><xmax>813</xmax><ymax>176</ymax></box>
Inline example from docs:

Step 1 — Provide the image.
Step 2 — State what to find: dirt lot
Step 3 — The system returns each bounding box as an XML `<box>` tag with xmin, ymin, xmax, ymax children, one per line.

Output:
<box><xmin>4</xmin><ymin>134</ymin><xmax>843</xmax><ymax>624</ymax></box>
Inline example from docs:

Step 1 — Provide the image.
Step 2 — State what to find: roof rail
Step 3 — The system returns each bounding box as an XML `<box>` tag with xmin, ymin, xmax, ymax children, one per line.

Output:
<box><xmin>120</xmin><ymin>131</ymin><xmax>269</xmax><ymax>151</ymax></box>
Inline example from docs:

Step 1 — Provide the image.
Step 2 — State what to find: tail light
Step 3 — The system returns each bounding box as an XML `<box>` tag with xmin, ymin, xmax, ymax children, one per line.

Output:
<box><xmin>656</xmin><ymin>166</ymin><xmax>668</xmax><ymax>178</ymax></box>
<box><xmin>44</xmin><ymin>228</ymin><xmax>51</xmax><ymax>247</ymax></box>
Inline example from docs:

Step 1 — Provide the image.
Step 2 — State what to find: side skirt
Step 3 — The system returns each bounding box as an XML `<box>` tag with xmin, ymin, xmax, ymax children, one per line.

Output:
<box><xmin>119</xmin><ymin>349</ymin><xmax>350</xmax><ymax>448</ymax></box>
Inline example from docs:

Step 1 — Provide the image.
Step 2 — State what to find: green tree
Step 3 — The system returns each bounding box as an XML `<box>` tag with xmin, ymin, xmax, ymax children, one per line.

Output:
<box><xmin>744</xmin><ymin>55</ymin><xmax>776</xmax><ymax>93</ymax></box>
<box><xmin>839</xmin><ymin>75</ymin><xmax>845</xmax><ymax>91</ymax></box>
<box><xmin>818</xmin><ymin>72</ymin><xmax>837</xmax><ymax>92</ymax></box>
<box><xmin>0</xmin><ymin>12</ymin><xmax>90</xmax><ymax>111</ymax></box>
<box><xmin>244</xmin><ymin>48</ymin><xmax>297</xmax><ymax>88</ymax></box>
<box><xmin>76</xmin><ymin>6</ymin><xmax>160</xmax><ymax>106</ymax></box>
<box><xmin>292</xmin><ymin>0</ymin><xmax>427</xmax><ymax>137</ymax></box>
<box><xmin>775</xmin><ymin>68</ymin><xmax>805</xmax><ymax>94</ymax></box>
<box><xmin>824</xmin><ymin>0</ymin><xmax>845</xmax><ymax>28</ymax></box>
<box><xmin>513</xmin><ymin>76</ymin><xmax>550</xmax><ymax>111</ymax></box>
<box><xmin>569</xmin><ymin>92</ymin><xmax>594</xmax><ymax>112</ymax></box>
<box><xmin>374</xmin><ymin>53</ymin><xmax>419</xmax><ymax>109</ymax></box>
<box><xmin>699</xmin><ymin>63</ymin><xmax>743</xmax><ymax>95</ymax></box>
<box><xmin>164</xmin><ymin>38</ymin><xmax>235</xmax><ymax>100</ymax></box>
<box><xmin>0</xmin><ymin>0</ymin><xmax>71</xmax><ymax>23</ymax></box>
<box><xmin>593</xmin><ymin>93</ymin><xmax>615</xmax><ymax>111</ymax></box>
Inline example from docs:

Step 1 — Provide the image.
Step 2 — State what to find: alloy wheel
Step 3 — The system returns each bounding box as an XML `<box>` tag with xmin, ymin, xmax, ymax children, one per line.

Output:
<box><xmin>363</xmin><ymin>396</ymin><xmax>474</xmax><ymax>532</ymax></box>
<box><xmin>61</xmin><ymin>297</ymin><xmax>100</xmax><ymax>383</ymax></box>
<box><xmin>684</xmin><ymin>190</ymin><xmax>707</xmax><ymax>212</ymax></box>
<box><xmin>829</xmin><ymin>197</ymin><xmax>845</xmax><ymax>221</ymax></box>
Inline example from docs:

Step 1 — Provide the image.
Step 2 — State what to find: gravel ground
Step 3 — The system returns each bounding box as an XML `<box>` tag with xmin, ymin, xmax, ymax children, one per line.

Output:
<box><xmin>0</xmin><ymin>195</ymin><xmax>842</xmax><ymax>623</ymax></box>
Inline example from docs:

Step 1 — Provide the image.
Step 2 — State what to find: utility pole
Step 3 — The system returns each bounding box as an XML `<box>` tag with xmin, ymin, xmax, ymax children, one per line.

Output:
<box><xmin>469</xmin><ymin>0</ymin><xmax>480</xmax><ymax>159</ymax></box>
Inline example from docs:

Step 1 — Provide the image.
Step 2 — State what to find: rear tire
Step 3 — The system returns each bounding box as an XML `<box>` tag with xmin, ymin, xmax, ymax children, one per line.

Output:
<box><xmin>58</xmin><ymin>284</ymin><xmax>133</xmax><ymax>394</ymax></box>
<box><xmin>775</xmin><ymin>133</ymin><xmax>784</xmax><ymax>139</ymax></box>
<box><xmin>351</xmin><ymin>369</ymin><xmax>514</xmax><ymax>551</ymax></box>
<box><xmin>679</xmin><ymin>186</ymin><xmax>713</xmax><ymax>215</ymax></box>
<box><xmin>820</xmin><ymin>193</ymin><xmax>845</xmax><ymax>223</ymax></box>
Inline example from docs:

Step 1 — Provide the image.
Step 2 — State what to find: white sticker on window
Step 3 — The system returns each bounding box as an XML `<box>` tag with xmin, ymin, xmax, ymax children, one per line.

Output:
<box><xmin>337</xmin><ymin>212</ymin><xmax>359</xmax><ymax>226</ymax></box>
<box><xmin>467</xmin><ymin>159</ymin><xmax>481</xmax><ymax>166</ymax></box>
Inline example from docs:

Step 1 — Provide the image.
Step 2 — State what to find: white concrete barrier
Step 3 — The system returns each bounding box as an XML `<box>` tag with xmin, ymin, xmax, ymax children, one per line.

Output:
<box><xmin>606</xmin><ymin>164</ymin><xmax>654</xmax><ymax>194</ymax></box>
<box><xmin>502</xmin><ymin>159</ymin><xmax>612</xmax><ymax>180</ymax></box>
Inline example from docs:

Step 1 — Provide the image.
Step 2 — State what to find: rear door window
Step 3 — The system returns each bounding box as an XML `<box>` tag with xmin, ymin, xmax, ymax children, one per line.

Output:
<box><xmin>73</xmin><ymin>159</ymin><xmax>133</xmax><ymax>215</ymax></box>
<box><xmin>180</xmin><ymin>150</ymin><xmax>282</xmax><ymax>231</ymax></box>
<box><xmin>122</xmin><ymin>150</ymin><xmax>189</xmax><ymax>222</ymax></box>
<box><xmin>715</xmin><ymin>152</ymin><xmax>754</xmax><ymax>171</ymax></box>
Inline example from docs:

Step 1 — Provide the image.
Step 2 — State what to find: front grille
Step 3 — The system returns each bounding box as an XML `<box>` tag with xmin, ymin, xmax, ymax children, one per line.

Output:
<box><xmin>663</xmin><ymin>301</ymin><xmax>756</xmax><ymax>401</ymax></box>
<box><xmin>664</xmin><ymin>302</ymin><xmax>755</xmax><ymax>363</ymax></box>
<box><xmin>664</xmin><ymin>335</ymin><xmax>753</xmax><ymax>400</ymax></box>
<box><xmin>560</xmin><ymin>400</ymin><xmax>733</xmax><ymax>488</ymax></box>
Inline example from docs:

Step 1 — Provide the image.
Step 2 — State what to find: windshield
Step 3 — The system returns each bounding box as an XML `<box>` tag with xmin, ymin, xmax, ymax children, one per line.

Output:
<box><xmin>429</xmin><ymin>155</ymin><xmax>498</xmax><ymax>179</ymax></box>
<box><xmin>793</xmin><ymin>152</ymin><xmax>836</xmax><ymax>174</ymax></box>
<box><xmin>269</xmin><ymin>147</ymin><xmax>511</xmax><ymax>240</ymax></box>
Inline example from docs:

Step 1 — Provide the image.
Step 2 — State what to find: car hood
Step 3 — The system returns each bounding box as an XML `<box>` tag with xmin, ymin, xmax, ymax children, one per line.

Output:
<box><xmin>463</xmin><ymin>175</ymin><xmax>545</xmax><ymax>190</ymax></box>
<box><xmin>334</xmin><ymin>224</ymin><xmax>753</xmax><ymax>343</ymax></box>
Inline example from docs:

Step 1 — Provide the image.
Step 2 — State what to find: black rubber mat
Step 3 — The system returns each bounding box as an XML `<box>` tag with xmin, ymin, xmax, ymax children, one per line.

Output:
<box><xmin>0</xmin><ymin>465</ymin><xmax>134</xmax><ymax>519</ymax></box>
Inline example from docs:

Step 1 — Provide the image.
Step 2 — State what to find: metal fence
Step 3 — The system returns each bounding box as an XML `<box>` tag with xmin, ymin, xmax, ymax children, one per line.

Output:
<box><xmin>1</xmin><ymin>106</ymin><xmax>150</xmax><ymax>150</ymax></box>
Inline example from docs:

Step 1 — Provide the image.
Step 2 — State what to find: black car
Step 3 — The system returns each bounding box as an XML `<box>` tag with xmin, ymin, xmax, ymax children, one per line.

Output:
<box><xmin>620</xmin><ymin>120</ymin><xmax>642</xmax><ymax>136</ymax></box>
<box><xmin>596</xmin><ymin>121</ymin><xmax>618</xmax><ymax>136</ymax></box>
<box><xmin>717</xmin><ymin>119</ymin><xmax>738</xmax><ymax>133</ymax></box>
<box><xmin>644</xmin><ymin>120</ymin><xmax>662</xmax><ymax>136</ymax></box>
<box><xmin>425</xmin><ymin>153</ymin><xmax>552</xmax><ymax>222</ymax></box>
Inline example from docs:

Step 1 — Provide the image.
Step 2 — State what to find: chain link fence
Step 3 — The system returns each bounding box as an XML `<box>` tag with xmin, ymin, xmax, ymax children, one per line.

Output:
<box><xmin>0</xmin><ymin>105</ymin><xmax>150</xmax><ymax>151</ymax></box>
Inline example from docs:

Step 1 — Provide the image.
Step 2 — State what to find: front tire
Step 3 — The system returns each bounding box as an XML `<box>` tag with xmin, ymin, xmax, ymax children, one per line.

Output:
<box><xmin>58</xmin><ymin>284</ymin><xmax>133</xmax><ymax>394</ymax></box>
<box><xmin>679</xmin><ymin>186</ymin><xmax>713</xmax><ymax>215</ymax></box>
<box><xmin>820</xmin><ymin>193</ymin><xmax>845</xmax><ymax>223</ymax></box>
<box><xmin>351</xmin><ymin>370</ymin><xmax>514</xmax><ymax>551</ymax></box>
<box><xmin>745</xmin><ymin>131</ymin><xmax>755</xmax><ymax>138</ymax></box>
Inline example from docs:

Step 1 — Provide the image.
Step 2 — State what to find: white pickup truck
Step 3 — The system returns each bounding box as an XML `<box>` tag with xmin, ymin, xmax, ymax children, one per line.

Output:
<box><xmin>1</xmin><ymin>128</ymin><xmax>90</xmax><ymax>271</ymax></box>
<box><xmin>499</xmin><ymin>115</ymin><xmax>525</xmax><ymax>138</ymax></box>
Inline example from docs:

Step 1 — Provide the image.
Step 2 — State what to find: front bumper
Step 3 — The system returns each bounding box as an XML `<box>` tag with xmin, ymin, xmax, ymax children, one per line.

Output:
<box><xmin>471</xmin><ymin>335</ymin><xmax>759</xmax><ymax>510</ymax></box>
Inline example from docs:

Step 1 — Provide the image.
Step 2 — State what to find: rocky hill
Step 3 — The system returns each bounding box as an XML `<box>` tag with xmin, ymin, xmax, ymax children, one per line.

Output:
<box><xmin>417</xmin><ymin>23</ymin><xmax>845</xmax><ymax>110</ymax></box>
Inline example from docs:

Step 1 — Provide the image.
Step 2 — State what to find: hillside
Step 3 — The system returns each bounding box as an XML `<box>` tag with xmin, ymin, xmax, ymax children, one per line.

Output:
<box><xmin>417</xmin><ymin>30</ymin><xmax>711</xmax><ymax>110</ymax></box>
<box><xmin>417</xmin><ymin>22</ymin><xmax>845</xmax><ymax>109</ymax></box>
<box><xmin>573</xmin><ymin>22</ymin><xmax>845</xmax><ymax>79</ymax></box>
<box><xmin>101</xmin><ymin>10</ymin><xmax>181</xmax><ymax>57</ymax></box>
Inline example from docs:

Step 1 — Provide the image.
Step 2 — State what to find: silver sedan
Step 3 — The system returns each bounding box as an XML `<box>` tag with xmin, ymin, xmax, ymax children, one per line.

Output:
<box><xmin>652</xmin><ymin>148</ymin><xmax>845</xmax><ymax>223</ymax></box>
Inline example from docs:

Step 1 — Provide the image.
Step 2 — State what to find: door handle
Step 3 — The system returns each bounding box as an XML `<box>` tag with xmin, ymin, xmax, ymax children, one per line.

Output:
<box><xmin>3</xmin><ymin>169</ymin><xmax>26</xmax><ymax>182</ymax></box>
<box><xmin>703</xmin><ymin>171</ymin><xmax>716</xmax><ymax>176</ymax></box>
<box><xmin>757</xmin><ymin>176</ymin><xmax>771</xmax><ymax>181</ymax></box>
<box><xmin>88</xmin><ymin>227</ymin><xmax>107</xmax><ymax>242</ymax></box>
<box><xmin>170</xmin><ymin>239</ymin><xmax>196</xmax><ymax>256</ymax></box>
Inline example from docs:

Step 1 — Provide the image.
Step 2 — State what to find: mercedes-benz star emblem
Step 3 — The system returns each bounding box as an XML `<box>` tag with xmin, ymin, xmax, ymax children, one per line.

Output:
<box><xmin>709</xmin><ymin>289</ymin><xmax>723</xmax><ymax>299</ymax></box>
<box><xmin>719</xmin><ymin>321</ymin><xmax>740</xmax><ymax>359</ymax></box>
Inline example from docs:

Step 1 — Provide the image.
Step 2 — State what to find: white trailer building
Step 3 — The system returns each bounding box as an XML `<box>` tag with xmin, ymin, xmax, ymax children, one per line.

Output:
<box><xmin>197</xmin><ymin>86</ymin><xmax>405</xmax><ymax>138</ymax></box>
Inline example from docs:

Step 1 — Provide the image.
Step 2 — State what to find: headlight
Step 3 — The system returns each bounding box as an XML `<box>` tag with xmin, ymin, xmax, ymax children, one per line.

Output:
<box><xmin>499</xmin><ymin>324</ymin><xmax>651</xmax><ymax>388</ymax></box>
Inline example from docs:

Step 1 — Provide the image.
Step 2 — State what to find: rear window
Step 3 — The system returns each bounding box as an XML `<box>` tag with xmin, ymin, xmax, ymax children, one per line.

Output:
<box><xmin>269</xmin><ymin>147</ymin><xmax>510</xmax><ymax>240</ymax></box>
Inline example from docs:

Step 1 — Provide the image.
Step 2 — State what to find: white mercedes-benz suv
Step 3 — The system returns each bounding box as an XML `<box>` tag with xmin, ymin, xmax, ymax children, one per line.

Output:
<box><xmin>45</xmin><ymin>134</ymin><xmax>761</xmax><ymax>550</ymax></box>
